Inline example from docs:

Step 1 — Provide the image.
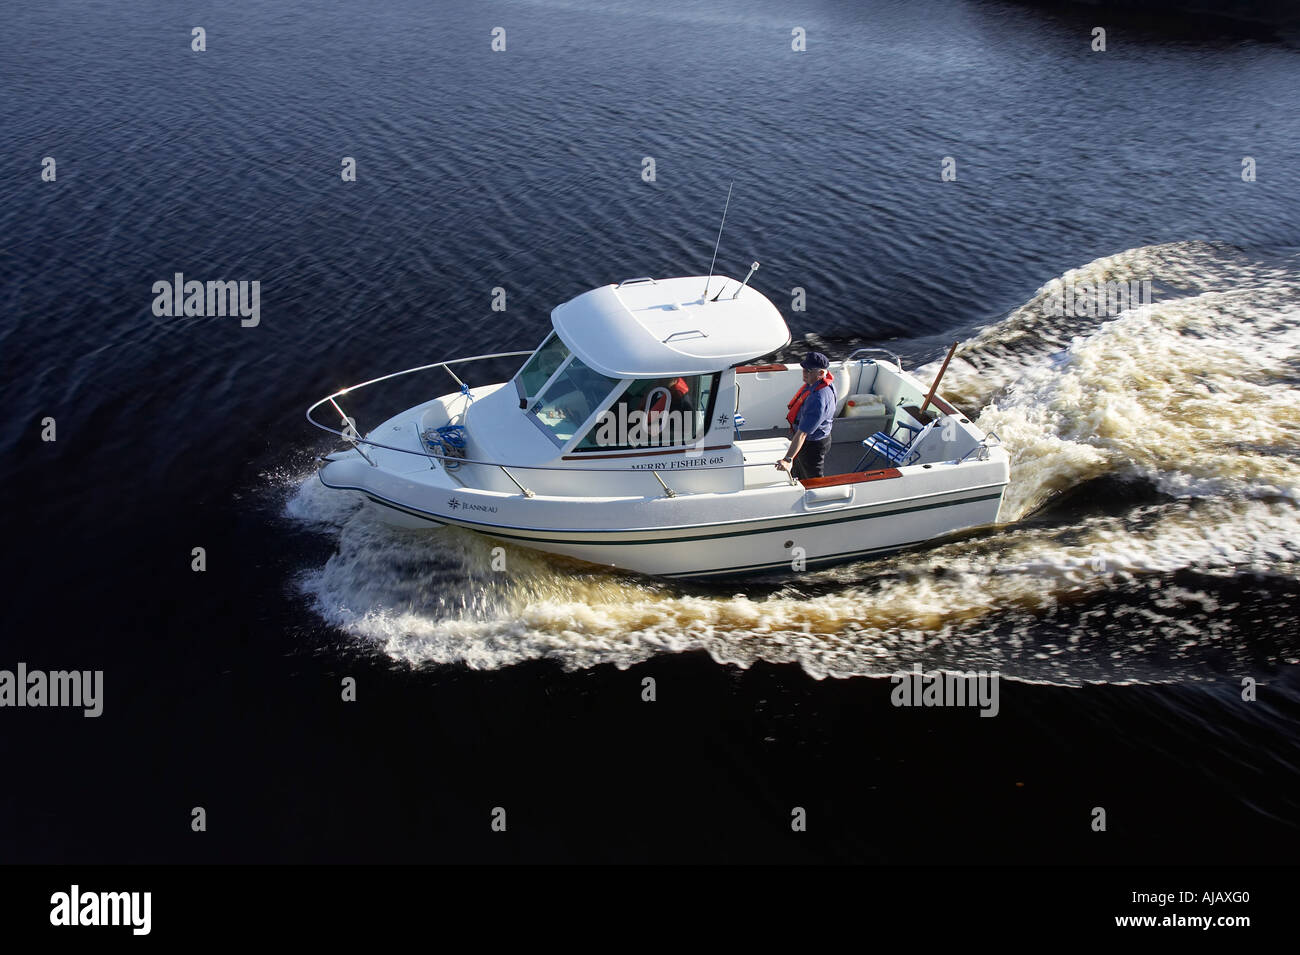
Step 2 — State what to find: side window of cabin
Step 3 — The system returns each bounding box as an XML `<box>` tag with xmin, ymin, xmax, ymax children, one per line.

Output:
<box><xmin>575</xmin><ymin>373</ymin><xmax>720</xmax><ymax>451</ymax></box>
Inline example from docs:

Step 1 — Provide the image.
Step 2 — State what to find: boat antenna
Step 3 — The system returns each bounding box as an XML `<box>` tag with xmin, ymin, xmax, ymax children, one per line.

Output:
<box><xmin>732</xmin><ymin>261</ymin><xmax>760</xmax><ymax>299</ymax></box>
<box><xmin>702</xmin><ymin>180</ymin><xmax>734</xmax><ymax>299</ymax></box>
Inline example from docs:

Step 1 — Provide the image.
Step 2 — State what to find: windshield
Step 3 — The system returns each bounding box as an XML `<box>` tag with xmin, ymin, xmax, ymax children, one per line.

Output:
<box><xmin>529</xmin><ymin>356</ymin><xmax>620</xmax><ymax>445</ymax></box>
<box><xmin>516</xmin><ymin>332</ymin><xmax>571</xmax><ymax>400</ymax></box>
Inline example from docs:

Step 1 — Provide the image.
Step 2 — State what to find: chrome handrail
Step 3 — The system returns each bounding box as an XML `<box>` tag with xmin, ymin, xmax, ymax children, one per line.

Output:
<box><xmin>305</xmin><ymin>350</ymin><xmax>532</xmax><ymax>424</ymax></box>
<box><xmin>844</xmin><ymin>347</ymin><xmax>903</xmax><ymax>369</ymax></box>
<box><xmin>306</xmin><ymin>350</ymin><xmax>532</xmax><ymax>463</ymax></box>
<box><xmin>957</xmin><ymin>431</ymin><xmax>1002</xmax><ymax>463</ymax></box>
<box><xmin>304</xmin><ymin>348</ymin><xmax>929</xmax><ymax>475</ymax></box>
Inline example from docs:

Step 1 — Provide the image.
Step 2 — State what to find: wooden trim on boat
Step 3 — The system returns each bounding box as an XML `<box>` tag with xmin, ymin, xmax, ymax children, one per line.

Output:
<box><xmin>928</xmin><ymin>396</ymin><xmax>958</xmax><ymax>415</ymax></box>
<box><xmin>799</xmin><ymin>468</ymin><xmax>901</xmax><ymax>489</ymax></box>
<box><xmin>901</xmin><ymin>397</ymin><xmax>960</xmax><ymax>422</ymax></box>
<box><xmin>736</xmin><ymin>363</ymin><xmax>787</xmax><ymax>373</ymax></box>
<box><xmin>562</xmin><ymin>444</ymin><xmax>731</xmax><ymax>461</ymax></box>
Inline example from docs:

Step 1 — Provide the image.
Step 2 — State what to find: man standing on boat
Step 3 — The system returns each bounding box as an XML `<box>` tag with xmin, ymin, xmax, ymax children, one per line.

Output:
<box><xmin>777</xmin><ymin>352</ymin><xmax>836</xmax><ymax>479</ymax></box>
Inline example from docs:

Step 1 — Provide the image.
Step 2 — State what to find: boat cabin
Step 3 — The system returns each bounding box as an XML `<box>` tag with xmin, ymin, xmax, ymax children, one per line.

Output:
<box><xmin>422</xmin><ymin>275</ymin><xmax>988</xmax><ymax>498</ymax></box>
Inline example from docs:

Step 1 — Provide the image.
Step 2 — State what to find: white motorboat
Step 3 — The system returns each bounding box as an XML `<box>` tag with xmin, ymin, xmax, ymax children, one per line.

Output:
<box><xmin>306</xmin><ymin>273</ymin><xmax>1008</xmax><ymax>579</ymax></box>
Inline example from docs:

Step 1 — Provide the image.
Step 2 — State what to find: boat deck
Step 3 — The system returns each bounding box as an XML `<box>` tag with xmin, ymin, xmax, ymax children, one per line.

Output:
<box><xmin>737</xmin><ymin>426</ymin><xmax>881</xmax><ymax>479</ymax></box>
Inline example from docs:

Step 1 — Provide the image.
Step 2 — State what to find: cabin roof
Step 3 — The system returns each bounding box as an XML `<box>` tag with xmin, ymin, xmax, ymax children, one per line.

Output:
<box><xmin>550</xmin><ymin>275</ymin><xmax>791</xmax><ymax>378</ymax></box>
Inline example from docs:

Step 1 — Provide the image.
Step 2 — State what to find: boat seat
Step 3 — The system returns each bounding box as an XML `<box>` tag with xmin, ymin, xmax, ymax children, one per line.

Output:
<box><xmin>737</xmin><ymin>436</ymin><xmax>793</xmax><ymax>488</ymax></box>
<box><xmin>856</xmin><ymin>431</ymin><xmax>921</xmax><ymax>470</ymax></box>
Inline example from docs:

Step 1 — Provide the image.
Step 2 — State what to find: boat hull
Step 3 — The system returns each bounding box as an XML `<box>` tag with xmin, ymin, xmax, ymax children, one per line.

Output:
<box><xmin>319</xmin><ymin>462</ymin><xmax>1007</xmax><ymax>579</ymax></box>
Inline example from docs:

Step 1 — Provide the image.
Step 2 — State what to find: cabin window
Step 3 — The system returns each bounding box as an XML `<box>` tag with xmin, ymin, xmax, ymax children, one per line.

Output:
<box><xmin>573</xmin><ymin>372</ymin><xmax>721</xmax><ymax>451</ymax></box>
<box><xmin>528</xmin><ymin>356</ymin><xmax>620</xmax><ymax>445</ymax></box>
<box><xmin>515</xmin><ymin>332</ymin><xmax>571</xmax><ymax>402</ymax></box>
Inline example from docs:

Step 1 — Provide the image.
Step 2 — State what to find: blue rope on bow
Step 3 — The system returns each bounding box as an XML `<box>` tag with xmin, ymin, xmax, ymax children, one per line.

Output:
<box><xmin>424</xmin><ymin>424</ymin><xmax>467</xmax><ymax>469</ymax></box>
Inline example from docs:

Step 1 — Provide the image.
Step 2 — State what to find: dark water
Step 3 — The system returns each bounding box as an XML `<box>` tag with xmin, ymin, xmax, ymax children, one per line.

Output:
<box><xmin>2</xmin><ymin>0</ymin><xmax>1298</xmax><ymax>862</ymax></box>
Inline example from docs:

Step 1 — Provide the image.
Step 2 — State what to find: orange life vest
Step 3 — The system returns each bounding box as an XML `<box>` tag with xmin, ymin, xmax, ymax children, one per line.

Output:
<box><xmin>648</xmin><ymin>377</ymin><xmax>690</xmax><ymax>415</ymax></box>
<box><xmin>786</xmin><ymin>373</ymin><xmax>833</xmax><ymax>429</ymax></box>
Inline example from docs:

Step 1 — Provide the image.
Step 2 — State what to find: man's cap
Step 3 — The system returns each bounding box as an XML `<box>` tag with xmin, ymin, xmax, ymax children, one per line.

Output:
<box><xmin>800</xmin><ymin>351</ymin><xmax>830</xmax><ymax>370</ymax></box>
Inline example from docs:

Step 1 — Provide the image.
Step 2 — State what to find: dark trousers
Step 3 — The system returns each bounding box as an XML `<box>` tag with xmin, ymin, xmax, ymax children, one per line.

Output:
<box><xmin>792</xmin><ymin>434</ymin><xmax>832</xmax><ymax>480</ymax></box>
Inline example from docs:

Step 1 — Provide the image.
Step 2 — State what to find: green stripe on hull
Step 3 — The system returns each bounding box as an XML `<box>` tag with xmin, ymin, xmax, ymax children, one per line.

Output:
<box><xmin>664</xmin><ymin>541</ymin><xmax>908</xmax><ymax>578</ymax></box>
